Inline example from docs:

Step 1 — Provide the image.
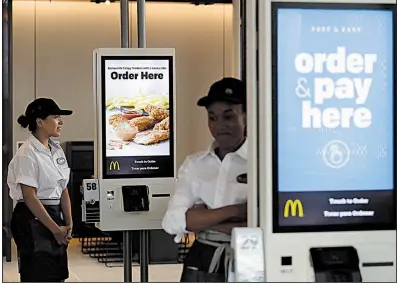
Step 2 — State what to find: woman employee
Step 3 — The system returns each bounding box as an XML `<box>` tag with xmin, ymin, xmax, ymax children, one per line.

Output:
<box><xmin>8</xmin><ymin>98</ymin><xmax>74</xmax><ymax>282</ymax></box>
<box><xmin>162</xmin><ymin>77</ymin><xmax>248</xmax><ymax>282</ymax></box>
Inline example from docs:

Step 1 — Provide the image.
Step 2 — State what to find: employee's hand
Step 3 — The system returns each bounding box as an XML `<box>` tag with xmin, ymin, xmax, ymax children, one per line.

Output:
<box><xmin>66</xmin><ymin>224</ymin><xmax>73</xmax><ymax>241</ymax></box>
<box><xmin>52</xmin><ymin>225</ymin><xmax>71</xmax><ymax>245</ymax></box>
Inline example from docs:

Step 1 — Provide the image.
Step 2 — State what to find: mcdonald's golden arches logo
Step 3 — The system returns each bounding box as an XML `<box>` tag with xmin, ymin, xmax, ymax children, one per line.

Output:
<box><xmin>284</xmin><ymin>199</ymin><xmax>304</xmax><ymax>218</ymax></box>
<box><xmin>109</xmin><ymin>161</ymin><xmax>120</xmax><ymax>171</ymax></box>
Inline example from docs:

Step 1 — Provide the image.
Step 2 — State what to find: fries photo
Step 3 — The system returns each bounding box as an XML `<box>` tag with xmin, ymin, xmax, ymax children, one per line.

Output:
<box><xmin>105</xmin><ymin>91</ymin><xmax>169</xmax><ymax>110</ymax></box>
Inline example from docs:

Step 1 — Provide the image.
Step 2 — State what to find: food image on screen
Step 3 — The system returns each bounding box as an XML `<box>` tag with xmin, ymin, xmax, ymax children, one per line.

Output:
<box><xmin>272</xmin><ymin>3</ymin><xmax>396</xmax><ymax>232</ymax></box>
<box><xmin>101</xmin><ymin>57</ymin><xmax>174</xmax><ymax>179</ymax></box>
<box><xmin>106</xmin><ymin>97</ymin><xmax>170</xmax><ymax>151</ymax></box>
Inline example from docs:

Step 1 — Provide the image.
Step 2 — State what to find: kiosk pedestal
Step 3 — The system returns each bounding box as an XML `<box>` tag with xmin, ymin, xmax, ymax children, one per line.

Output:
<box><xmin>121</xmin><ymin>230</ymin><xmax>149</xmax><ymax>282</ymax></box>
<box><xmin>90</xmin><ymin>0</ymin><xmax>176</xmax><ymax>281</ymax></box>
<box><xmin>123</xmin><ymin>231</ymin><xmax>132</xmax><ymax>282</ymax></box>
<box><xmin>91</xmin><ymin>45</ymin><xmax>176</xmax><ymax>282</ymax></box>
<box><xmin>139</xmin><ymin>230</ymin><xmax>149</xmax><ymax>282</ymax></box>
<box><xmin>121</xmin><ymin>183</ymin><xmax>150</xmax><ymax>282</ymax></box>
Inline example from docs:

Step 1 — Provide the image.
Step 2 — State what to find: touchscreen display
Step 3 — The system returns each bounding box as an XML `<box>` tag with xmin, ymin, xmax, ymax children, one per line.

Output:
<box><xmin>272</xmin><ymin>3</ymin><xmax>396</xmax><ymax>231</ymax></box>
<box><xmin>101</xmin><ymin>56</ymin><xmax>174</xmax><ymax>179</ymax></box>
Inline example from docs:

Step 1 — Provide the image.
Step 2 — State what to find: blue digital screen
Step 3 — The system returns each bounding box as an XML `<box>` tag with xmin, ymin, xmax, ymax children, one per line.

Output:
<box><xmin>277</xmin><ymin>7</ymin><xmax>394</xmax><ymax>192</ymax></box>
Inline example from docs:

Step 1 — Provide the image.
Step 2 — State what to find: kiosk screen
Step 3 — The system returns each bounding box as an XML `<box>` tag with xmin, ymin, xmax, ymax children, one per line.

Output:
<box><xmin>101</xmin><ymin>56</ymin><xmax>174</xmax><ymax>179</ymax></box>
<box><xmin>272</xmin><ymin>3</ymin><xmax>396</xmax><ymax>232</ymax></box>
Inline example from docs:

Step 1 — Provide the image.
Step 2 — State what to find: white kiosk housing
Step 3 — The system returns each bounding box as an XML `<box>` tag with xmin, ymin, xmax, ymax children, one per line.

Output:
<box><xmin>88</xmin><ymin>48</ymin><xmax>176</xmax><ymax>231</ymax></box>
<box><xmin>232</xmin><ymin>0</ymin><xmax>396</xmax><ymax>282</ymax></box>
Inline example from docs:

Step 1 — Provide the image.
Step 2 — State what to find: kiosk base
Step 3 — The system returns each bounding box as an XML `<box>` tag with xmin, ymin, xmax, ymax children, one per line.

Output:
<box><xmin>310</xmin><ymin>246</ymin><xmax>362</xmax><ymax>282</ymax></box>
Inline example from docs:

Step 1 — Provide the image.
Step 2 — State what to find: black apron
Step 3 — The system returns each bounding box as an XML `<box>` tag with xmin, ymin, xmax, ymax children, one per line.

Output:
<box><xmin>180</xmin><ymin>231</ymin><xmax>232</xmax><ymax>282</ymax></box>
<box><xmin>11</xmin><ymin>202</ymin><xmax>69</xmax><ymax>282</ymax></box>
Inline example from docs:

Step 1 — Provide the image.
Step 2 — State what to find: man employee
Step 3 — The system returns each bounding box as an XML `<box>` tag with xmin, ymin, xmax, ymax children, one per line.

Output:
<box><xmin>162</xmin><ymin>77</ymin><xmax>248</xmax><ymax>282</ymax></box>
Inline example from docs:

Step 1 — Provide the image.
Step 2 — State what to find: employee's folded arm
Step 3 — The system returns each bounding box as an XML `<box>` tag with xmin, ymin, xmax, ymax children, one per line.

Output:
<box><xmin>185</xmin><ymin>205</ymin><xmax>238</xmax><ymax>233</ymax></box>
<box><xmin>162</xmin><ymin>159</ymin><xmax>196</xmax><ymax>235</ymax></box>
<box><xmin>211</xmin><ymin>221</ymin><xmax>247</xmax><ymax>235</ymax></box>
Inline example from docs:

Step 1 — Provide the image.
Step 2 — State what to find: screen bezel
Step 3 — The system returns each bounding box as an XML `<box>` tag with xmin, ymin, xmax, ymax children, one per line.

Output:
<box><xmin>101</xmin><ymin>55</ymin><xmax>175</xmax><ymax>180</ymax></box>
<box><xmin>271</xmin><ymin>2</ymin><xmax>397</xmax><ymax>233</ymax></box>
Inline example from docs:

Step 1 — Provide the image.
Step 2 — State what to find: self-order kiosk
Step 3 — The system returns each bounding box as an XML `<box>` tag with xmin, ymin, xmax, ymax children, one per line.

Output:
<box><xmin>231</xmin><ymin>0</ymin><xmax>396</xmax><ymax>282</ymax></box>
<box><xmin>84</xmin><ymin>48</ymin><xmax>176</xmax><ymax>231</ymax></box>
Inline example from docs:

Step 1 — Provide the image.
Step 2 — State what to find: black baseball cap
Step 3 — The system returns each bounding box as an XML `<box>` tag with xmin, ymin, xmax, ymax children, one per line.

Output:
<box><xmin>197</xmin><ymin>77</ymin><xmax>246</xmax><ymax>107</ymax></box>
<box><xmin>26</xmin><ymin>98</ymin><xmax>73</xmax><ymax>118</ymax></box>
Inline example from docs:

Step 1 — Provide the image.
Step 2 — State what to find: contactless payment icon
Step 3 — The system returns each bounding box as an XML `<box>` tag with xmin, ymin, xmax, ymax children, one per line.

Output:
<box><xmin>322</xmin><ymin>140</ymin><xmax>350</xmax><ymax>169</ymax></box>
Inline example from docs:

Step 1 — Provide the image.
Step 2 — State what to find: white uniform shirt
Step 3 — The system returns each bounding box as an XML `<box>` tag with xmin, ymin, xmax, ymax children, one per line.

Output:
<box><xmin>7</xmin><ymin>134</ymin><xmax>71</xmax><ymax>201</ymax></box>
<box><xmin>162</xmin><ymin>140</ymin><xmax>247</xmax><ymax>242</ymax></box>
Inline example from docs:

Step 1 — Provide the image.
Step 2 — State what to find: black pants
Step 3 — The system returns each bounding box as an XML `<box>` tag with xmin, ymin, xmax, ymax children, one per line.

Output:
<box><xmin>11</xmin><ymin>202</ymin><xmax>69</xmax><ymax>282</ymax></box>
<box><xmin>180</xmin><ymin>240</ymin><xmax>226</xmax><ymax>282</ymax></box>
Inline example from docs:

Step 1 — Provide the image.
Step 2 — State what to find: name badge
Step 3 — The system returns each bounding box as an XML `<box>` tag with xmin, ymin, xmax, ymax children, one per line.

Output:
<box><xmin>56</xmin><ymin>157</ymin><xmax>66</xmax><ymax>165</ymax></box>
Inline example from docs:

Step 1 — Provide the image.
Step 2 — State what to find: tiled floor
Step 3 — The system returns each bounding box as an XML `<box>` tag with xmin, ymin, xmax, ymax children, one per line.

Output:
<box><xmin>3</xmin><ymin>239</ymin><xmax>183</xmax><ymax>282</ymax></box>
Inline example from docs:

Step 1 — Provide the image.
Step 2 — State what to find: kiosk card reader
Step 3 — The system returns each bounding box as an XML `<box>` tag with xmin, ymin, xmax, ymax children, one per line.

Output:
<box><xmin>310</xmin><ymin>246</ymin><xmax>362</xmax><ymax>283</ymax></box>
<box><xmin>122</xmin><ymin>185</ymin><xmax>149</xmax><ymax>212</ymax></box>
<box><xmin>310</xmin><ymin>247</ymin><xmax>362</xmax><ymax>283</ymax></box>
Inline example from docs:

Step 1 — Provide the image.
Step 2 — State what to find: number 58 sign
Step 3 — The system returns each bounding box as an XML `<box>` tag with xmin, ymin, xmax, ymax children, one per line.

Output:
<box><xmin>82</xmin><ymin>179</ymin><xmax>99</xmax><ymax>203</ymax></box>
<box><xmin>85</xmin><ymin>182</ymin><xmax>98</xmax><ymax>191</ymax></box>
